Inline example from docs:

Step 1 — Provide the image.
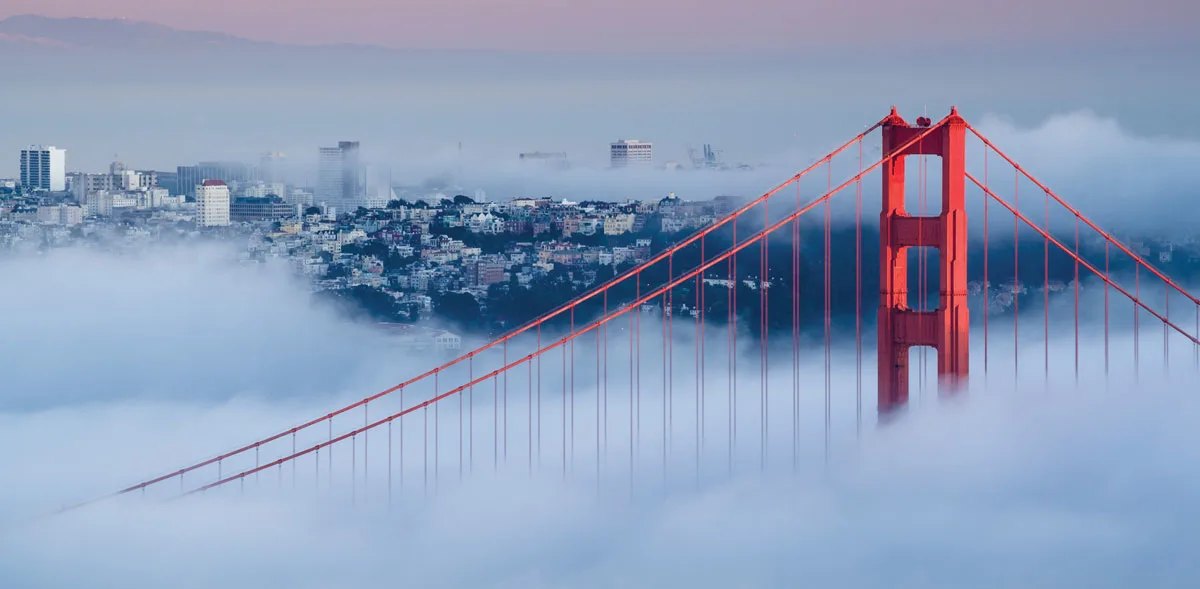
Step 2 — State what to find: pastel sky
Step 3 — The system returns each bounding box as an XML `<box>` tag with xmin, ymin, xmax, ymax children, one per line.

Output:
<box><xmin>2</xmin><ymin>0</ymin><xmax>1197</xmax><ymax>51</ymax></box>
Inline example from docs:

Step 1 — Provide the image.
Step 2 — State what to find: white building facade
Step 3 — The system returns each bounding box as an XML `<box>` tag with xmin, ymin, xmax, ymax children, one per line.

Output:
<box><xmin>35</xmin><ymin>204</ymin><xmax>84</xmax><ymax>226</ymax></box>
<box><xmin>317</xmin><ymin>141</ymin><xmax>363</xmax><ymax>211</ymax></box>
<box><xmin>195</xmin><ymin>180</ymin><xmax>231</xmax><ymax>227</ymax></box>
<box><xmin>20</xmin><ymin>145</ymin><xmax>67</xmax><ymax>191</ymax></box>
<box><xmin>610</xmin><ymin>140</ymin><xmax>652</xmax><ymax>168</ymax></box>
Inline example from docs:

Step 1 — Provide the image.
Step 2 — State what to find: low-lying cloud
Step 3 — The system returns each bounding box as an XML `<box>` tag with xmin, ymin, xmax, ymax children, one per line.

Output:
<box><xmin>0</xmin><ymin>239</ymin><xmax>1198</xmax><ymax>586</ymax></box>
<box><xmin>389</xmin><ymin>109</ymin><xmax>1200</xmax><ymax>248</ymax></box>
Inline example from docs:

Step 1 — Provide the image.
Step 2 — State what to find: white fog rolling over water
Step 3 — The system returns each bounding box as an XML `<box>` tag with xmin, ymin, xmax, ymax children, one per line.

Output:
<box><xmin>0</xmin><ymin>239</ymin><xmax>1197</xmax><ymax>587</ymax></box>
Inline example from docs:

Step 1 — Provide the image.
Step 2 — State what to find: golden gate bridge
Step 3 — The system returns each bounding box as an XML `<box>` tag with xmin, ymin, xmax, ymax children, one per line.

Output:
<box><xmin>65</xmin><ymin>107</ymin><xmax>1200</xmax><ymax>508</ymax></box>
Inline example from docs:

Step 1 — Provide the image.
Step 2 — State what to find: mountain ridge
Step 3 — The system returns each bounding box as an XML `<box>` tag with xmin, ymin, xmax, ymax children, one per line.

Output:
<box><xmin>0</xmin><ymin>14</ymin><xmax>283</xmax><ymax>51</ymax></box>
<box><xmin>0</xmin><ymin>14</ymin><xmax>465</xmax><ymax>56</ymax></box>
<box><xmin>0</xmin><ymin>14</ymin><xmax>622</xmax><ymax>64</ymax></box>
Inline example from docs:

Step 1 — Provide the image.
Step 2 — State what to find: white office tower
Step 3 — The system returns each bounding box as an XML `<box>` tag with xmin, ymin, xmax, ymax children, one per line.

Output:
<box><xmin>317</xmin><ymin>141</ymin><xmax>363</xmax><ymax>211</ymax></box>
<box><xmin>195</xmin><ymin>180</ymin><xmax>231</xmax><ymax>227</ymax></box>
<box><xmin>610</xmin><ymin>140</ymin><xmax>653</xmax><ymax>168</ymax></box>
<box><xmin>20</xmin><ymin>146</ymin><xmax>67</xmax><ymax>191</ymax></box>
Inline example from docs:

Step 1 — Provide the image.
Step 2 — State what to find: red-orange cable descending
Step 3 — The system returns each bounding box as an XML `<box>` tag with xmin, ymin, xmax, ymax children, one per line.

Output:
<box><xmin>434</xmin><ymin>371</ymin><xmax>439</xmax><ymax>489</ymax></box>
<box><xmin>634</xmin><ymin>276</ymin><xmax>641</xmax><ymax>482</ymax></box>
<box><xmin>493</xmin><ymin>364</ymin><xmax>499</xmax><ymax>472</ymax></box>
<box><xmin>439</xmin><ymin>362</ymin><xmax>444</xmax><ymax>491</ymax></box>
<box><xmin>823</xmin><ymin>162</ymin><xmax>831</xmax><ymax>465</ymax></box>
<box><xmin>363</xmin><ymin>402</ymin><xmax>368</xmax><ymax>489</ymax></box>
<box><xmin>983</xmin><ymin>147</ymin><xmax>990</xmax><ymax>376</ymax></box>
<box><xmin>468</xmin><ymin>357</ymin><xmax>474</xmax><ymax>473</ymax></box>
<box><xmin>390</xmin><ymin>391</ymin><xmax>397</xmax><ymax>488</ymax></box>
<box><xmin>1080</xmin><ymin>212</ymin><xmax>1089</xmax><ymax>383</ymax></box>
<box><xmin>969</xmin><ymin>124</ymin><xmax>1200</xmax><ymax>306</ymax></box>
<box><xmin>1014</xmin><ymin>169</ymin><xmax>1020</xmax><ymax>382</ymax></box>
<box><xmin>661</xmin><ymin>289</ymin><xmax>668</xmax><ymax>484</ymax></box>
<box><xmin>532</xmin><ymin>347</ymin><xmax>537</xmax><ymax>477</ymax></box>
<box><xmin>760</xmin><ymin>195</ymin><xmax>768</xmax><ymax>471</ymax></box>
<box><xmin>603</xmin><ymin>291</ymin><xmax>609</xmax><ymax>476</ymax></box>
<box><xmin>668</xmin><ymin>254</ymin><xmax>675</xmax><ymax>467</ymax></box>
<box><xmin>537</xmin><ymin>325</ymin><xmax>542</xmax><ymax>468</ymax></box>
<box><xmin>1044</xmin><ymin>189</ymin><xmax>1050</xmax><ymax>381</ymax></box>
<box><xmin>1164</xmin><ymin>281</ymin><xmax>1169</xmax><ymax>374</ymax></box>
<box><xmin>629</xmin><ymin>285</ymin><xmax>635</xmax><ymax>489</ymax></box>
<box><xmin>967</xmin><ymin>174</ymin><xmax>1200</xmax><ymax>346</ymax></box>
<box><xmin>561</xmin><ymin>327</ymin><xmax>567</xmax><ymax>478</ymax></box>
<box><xmin>695</xmin><ymin>247</ymin><xmax>702</xmax><ymax>483</ymax></box>
<box><xmin>460</xmin><ymin>366</ymin><xmax>465</xmax><ymax>479</ymax></box>
<box><xmin>791</xmin><ymin>178</ymin><xmax>800</xmax><ymax>469</ymax></box>
<box><xmin>570</xmin><ymin>308</ymin><xmax>575</xmax><ymax>474</ymax></box>
<box><xmin>503</xmin><ymin>340</ymin><xmax>509</xmax><ymax>464</ymax></box>
<box><xmin>386</xmin><ymin>419</ymin><xmax>392</xmax><ymax>505</ymax></box>
<box><xmin>1135</xmin><ymin>266</ymin><xmax>1141</xmax><ymax>380</ymax></box>
<box><xmin>730</xmin><ymin>218</ymin><xmax>737</xmax><ymax>475</ymax></box>
<box><xmin>328</xmin><ymin>416</ymin><xmax>333</xmax><ymax>491</ymax></box>
<box><xmin>1104</xmin><ymin>243</ymin><xmax>1110</xmax><ymax>376</ymax></box>
<box><xmin>699</xmin><ymin>236</ymin><xmax>706</xmax><ymax>456</ymax></box>
<box><xmin>595</xmin><ymin>319</ymin><xmax>601</xmax><ymax>484</ymax></box>
<box><xmin>429</xmin><ymin>386</ymin><xmax>434</xmax><ymax>494</ymax></box>
<box><xmin>855</xmin><ymin>137</ymin><xmax>863</xmax><ymax>438</ymax></box>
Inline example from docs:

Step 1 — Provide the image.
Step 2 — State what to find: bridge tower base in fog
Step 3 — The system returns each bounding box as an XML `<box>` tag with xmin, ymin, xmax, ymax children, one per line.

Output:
<box><xmin>878</xmin><ymin>107</ymin><xmax>970</xmax><ymax>414</ymax></box>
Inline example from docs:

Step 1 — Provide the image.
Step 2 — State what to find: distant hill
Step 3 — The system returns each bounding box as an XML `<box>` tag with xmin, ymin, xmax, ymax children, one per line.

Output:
<box><xmin>0</xmin><ymin>13</ymin><xmax>584</xmax><ymax>77</ymax></box>
<box><xmin>0</xmin><ymin>14</ymin><xmax>658</xmax><ymax>86</ymax></box>
<box><xmin>0</xmin><ymin>14</ymin><xmax>275</xmax><ymax>52</ymax></box>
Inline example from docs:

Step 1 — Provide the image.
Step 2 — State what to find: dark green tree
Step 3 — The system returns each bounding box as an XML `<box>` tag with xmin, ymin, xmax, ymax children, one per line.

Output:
<box><xmin>433</xmin><ymin>291</ymin><xmax>483</xmax><ymax>329</ymax></box>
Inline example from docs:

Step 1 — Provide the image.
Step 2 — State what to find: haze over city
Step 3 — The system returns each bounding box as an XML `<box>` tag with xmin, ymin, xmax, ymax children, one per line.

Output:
<box><xmin>1</xmin><ymin>3</ymin><xmax>1199</xmax><ymax>588</ymax></box>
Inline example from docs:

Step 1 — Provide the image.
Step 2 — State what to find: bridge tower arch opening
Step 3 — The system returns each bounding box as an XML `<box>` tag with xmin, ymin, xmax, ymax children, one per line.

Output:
<box><xmin>878</xmin><ymin>107</ymin><xmax>969</xmax><ymax>414</ymax></box>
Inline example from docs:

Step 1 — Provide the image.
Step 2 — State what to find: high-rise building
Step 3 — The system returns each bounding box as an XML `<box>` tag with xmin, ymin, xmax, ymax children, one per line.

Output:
<box><xmin>230</xmin><ymin>195</ymin><xmax>294</xmax><ymax>222</ymax></box>
<box><xmin>317</xmin><ymin>141</ymin><xmax>364</xmax><ymax>210</ymax></box>
<box><xmin>260</xmin><ymin>152</ymin><xmax>286</xmax><ymax>184</ymax></box>
<box><xmin>519</xmin><ymin>151</ymin><xmax>570</xmax><ymax>170</ymax></box>
<box><xmin>154</xmin><ymin>171</ymin><xmax>179</xmax><ymax>195</ymax></box>
<box><xmin>177</xmin><ymin>166</ymin><xmax>201</xmax><ymax>199</ymax></box>
<box><xmin>195</xmin><ymin>180</ymin><xmax>231</xmax><ymax>227</ymax></box>
<box><xmin>20</xmin><ymin>146</ymin><xmax>67</xmax><ymax>191</ymax></box>
<box><xmin>610</xmin><ymin>140</ymin><xmax>652</xmax><ymax>168</ymax></box>
<box><xmin>177</xmin><ymin>161</ymin><xmax>254</xmax><ymax>199</ymax></box>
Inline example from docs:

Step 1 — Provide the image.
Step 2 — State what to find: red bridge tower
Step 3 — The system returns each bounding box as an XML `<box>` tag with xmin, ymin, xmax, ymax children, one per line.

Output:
<box><xmin>878</xmin><ymin>107</ymin><xmax>970</xmax><ymax>413</ymax></box>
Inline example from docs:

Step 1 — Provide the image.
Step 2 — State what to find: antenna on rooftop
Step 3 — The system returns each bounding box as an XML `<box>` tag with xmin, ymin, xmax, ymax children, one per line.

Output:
<box><xmin>456</xmin><ymin>141</ymin><xmax>464</xmax><ymax>180</ymax></box>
